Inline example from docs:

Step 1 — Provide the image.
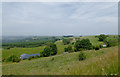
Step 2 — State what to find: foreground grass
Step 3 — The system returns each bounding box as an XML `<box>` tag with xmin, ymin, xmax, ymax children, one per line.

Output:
<box><xmin>0</xmin><ymin>49</ymin><xmax>2</xmax><ymax>76</ymax></box>
<box><xmin>2</xmin><ymin>46</ymin><xmax>118</xmax><ymax>75</ymax></box>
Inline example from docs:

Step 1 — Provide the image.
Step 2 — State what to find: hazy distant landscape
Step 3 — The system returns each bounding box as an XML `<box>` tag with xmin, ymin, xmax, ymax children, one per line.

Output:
<box><xmin>2</xmin><ymin>2</ymin><xmax>118</xmax><ymax>76</ymax></box>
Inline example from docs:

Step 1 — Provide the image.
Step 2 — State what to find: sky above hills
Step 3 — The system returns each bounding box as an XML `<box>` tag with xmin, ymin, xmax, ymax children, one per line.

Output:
<box><xmin>2</xmin><ymin>2</ymin><xmax>118</xmax><ymax>36</ymax></box>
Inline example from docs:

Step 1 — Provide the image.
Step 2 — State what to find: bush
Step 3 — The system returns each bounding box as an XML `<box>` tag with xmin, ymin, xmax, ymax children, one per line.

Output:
<box><xmin>40</xmin><ymin>52</ymin><xmax>44</xmax><ymax>57</ymax></box>
<box><xmin>42</xmin><ymin>46</ymin><xmax>51</xmax><ymax>57</ymax></box>
<box><xmin>98</xmin><ymin>34</ymin><xmax>107</xmax><ymax>41</ymax></box>
<box><xmin>106</xmin><ymin>42</ymin><xmax>112</xmax><ymax>47</ymax></box>
<box><xmin>72</xmin><ymin>42</ymin><xmax>75</xmax><ymax>45</ymax></box>
<box><xmin>42</xmin><ymin>43</ymin><xmax>57</xmax><ymax>57</ymax></box>
<box><xmin>7</xmin><ymin>55</ymin><xmax>18</xmax><ymax>62</ymax></box>
<box><xmin>63</xmin><ymin>39</ymin><xmax>70</xmax><ymax>45</ymax></box>
<box><xmin>99</xmin><ymin>45</ymin><xmax>103</xmax><ymax>48</ymax></box>
<box><xmin>74</xmin><ymin>39</ymin><xmax>92</xmax><ymax>51</ymax></box>
<box><xmin>35</xmin><ymin>55</ymin><xmax>40</xmax><ymax>58</ymax></box>
<box><xmin>2</xmin><ymin>58</ymin><xmax>6</xmax><ymax>62</ymax></box>
<box><xmin>64</xmin><ymin>45</ymin><xmax>73</xmax><ymax>53</ymax></box>
<box><xmin>95</xmin><ymin>45</ymin><xmax>100</xmax><ymax>50</ymax></box>
<box><xmin>78</xmin><ymin>52</ymin><xmax>86</xmax><ymax>61</ymax></box>
<box><xmin>13</xmin><ymin>57</ymin><xmax>21</xmax><ymax>63</ymax></box>
<box><xmin>28</xmin><ymin>56</ymin><xmax>34</xmax><ymax>60</ymax></box>
<box><xmin>47</xmin><ymin>42</ymin><xmax>57</xmax><ymax>55</ymax></box>
<box><xmin>6</xmin><ymin>55</ymin><xmax>21</xmax><ymax>63</ymax></box>
<box><xmin>51</xmin><ymin>57</ymin><xmax>54</xmax><ymax>61</ymax></box>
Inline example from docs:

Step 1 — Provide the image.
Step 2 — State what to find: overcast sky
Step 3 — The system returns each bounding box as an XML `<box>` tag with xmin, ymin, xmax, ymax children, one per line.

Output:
<box><xmin>2</xmin><ymin>2</ymin><xmax>118</xmax><ymax>36</ymax></box>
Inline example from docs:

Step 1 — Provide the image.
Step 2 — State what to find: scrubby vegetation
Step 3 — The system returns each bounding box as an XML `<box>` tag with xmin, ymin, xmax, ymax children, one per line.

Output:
<box><xmin>63</xmin><ymin>38</ymin><xmax>71</xmax><ymax>45</ymax></box>
<box><xmin>97</xmin><ymin>34</ymin><xmax>108</xmax><ymax>41</ymax></box>
<box><xmin>28</xmin><ymin>56</ymin><xmax>34</xmax><ymax>60</ymax></box>
<box><xmin>3</xmin><ymin>55</ymin><xmax>21</xmax><ymax>63</ymax></box>
<box><xmin>64</xmin><ymin>45</ymin><xmax>73</xmax><ymax>53</ymax></box>
<box><xmin>95</xmin><ymin>45</ymin><xmax>100</xmax><ymax>50</ymax></box>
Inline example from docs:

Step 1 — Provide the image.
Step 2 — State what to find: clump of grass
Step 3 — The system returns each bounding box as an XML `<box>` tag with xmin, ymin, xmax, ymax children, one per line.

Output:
<box><xmin>51</xmin><ymin>57</ymin><xmax>54</xmax><ymax>61</ymax></box>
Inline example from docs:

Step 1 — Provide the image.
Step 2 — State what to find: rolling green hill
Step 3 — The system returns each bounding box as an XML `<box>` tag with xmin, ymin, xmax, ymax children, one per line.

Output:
<box><xmin>2</xmin><ymin>46</ymin><xmax>118</xmax><ymax>75</ymax></box>
<box><xmin>2</xmin><ymin>35</ymin><xmax>119</xmax><ymax>75</ymax></box>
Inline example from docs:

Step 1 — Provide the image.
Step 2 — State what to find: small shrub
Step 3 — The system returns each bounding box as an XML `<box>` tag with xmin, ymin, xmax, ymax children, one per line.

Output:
<box><xmin>35</xmin><ymin>55</ymin><xmax>40</xmax><ymax>58</ymax></box>
<box><xmin>92</xmin><ymin>46</ymin><xmax>96</xmax><ymax>49</ymax></box>
<box><xmin>99</xmin><ymin>45</ymin><xmax>103</xmax><ymax>48</ymax></box>
<box><xmin>13</xmin><ymin>57</ymin><xmax>21</xmax><ymax>63</ymax></box>
<box><xmin>74</xmin><ymin>48</ymin><xmax>77</xmax><ymax>52</ymax></box>
<box><xmin>7</xmin><ymin>55</ymin><xmax>17</xmax><ymax>62</ymax></box>
<box><xmin>28</xmin><ymin>56</ymin><xmax>34</xmax><ymax>60</ymax></box>
<box><xmin>78</xmin><ymin>52</ymin><xmax>86</xmax><ymax>61</ymax></box>
<box><xmin>40</xmin><ymin>52</ymin><xmax>43</xmax><ymax>57</ymax></box>
<box><xmin>95</xmin><ymin>45</ymin><xmax>100</xmax><ymax>50</ymax></box>
<box><xmin>2</xmin><ymin>58</ymin><xmax>6</xmax><ymax>62</ymax></box>
<box><xmin>72</xmin><ymin>42</ymin><xmax>75</xmax><ymax>45</ymax></box>
<box><xmin>64</xmin><ymin>45</ymin><xmax>73</xmax><ymax>53</ymax></box>
<box><xmin>51</xmin><ymin>57</ymin><xmax>54</xmax><ymax>61</ymax></box>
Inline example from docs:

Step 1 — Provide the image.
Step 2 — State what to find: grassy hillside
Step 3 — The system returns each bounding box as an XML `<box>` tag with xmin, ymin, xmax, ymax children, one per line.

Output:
<box><xmin>80</xmin><ymin>36</ymin><xmax>104</xmax><ymax>46</ymax></box>
<box><xmin>2</xmin><ymin>46</ymin><xmax>118</xmax><ymax>75</ymax></box>
<box><xmin>2</xmin><ymin>46</ymin><xmax>45</xmax><ymax>59</ymax></box>
<box><xmin>55</xmin><ymin>40</ymin><xmax>69</xmax><ymax>55</ymax></box>
<box><xmin>0</xmin><ymin>49</ymin><xmax>2</xmax><ymax>76</ymax></box>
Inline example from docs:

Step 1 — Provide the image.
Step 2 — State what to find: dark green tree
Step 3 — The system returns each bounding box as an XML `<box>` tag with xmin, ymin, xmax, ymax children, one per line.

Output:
<box><xmin>74</xmin><ymin>39</ymin><xmax>92</xmax><ymax>51</ymax></box>
<box><xmin>47</xmin><ymin>42</ymin><xmax>57</xmax><ymax>55</ymax></box>
<box><xmin>42</xmin><ymin>42</ymin><xmax>57</xmax><ymax>57</ymax></box>
<box><xmin>64</xmin><ymin>45</ymin><xmax>73</xmax><ymax>53</ymax></box>
<box><xmin>63</xmin><ymin>39</ymin><xmax>70</xmax><ymax>45</ymax></box>
<box><xmin>98</xmin><ymin>34</ymin><xmax>107</xmax><ymax>41</ymax></box>
<box><xmin>43</xmin><ymin>46</ymin><xmax>51</xmax><ymax>57</ymax></box>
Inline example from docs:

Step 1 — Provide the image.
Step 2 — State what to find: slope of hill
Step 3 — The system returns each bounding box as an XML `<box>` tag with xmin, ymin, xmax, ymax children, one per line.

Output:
<box><xmin>2</xmin><ymin>46</ymin><xmax>118</xmax><ymax>75</ymax></box>
<box><xmin>2</xmin><ymin>35</ymin><xmax>118</xmax><ymax>60</ymax></box>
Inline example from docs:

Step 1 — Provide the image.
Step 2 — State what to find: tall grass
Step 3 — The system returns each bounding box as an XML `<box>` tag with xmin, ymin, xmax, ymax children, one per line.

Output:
<box><xmin>62</xmin><ymin>47</ymin><xmax>118</xmax><ymax>75</ymax></box>
<box><xmin>0</xmin><ymin>49</ymin><xmax>2</xmax><ymax>76</ymax></box>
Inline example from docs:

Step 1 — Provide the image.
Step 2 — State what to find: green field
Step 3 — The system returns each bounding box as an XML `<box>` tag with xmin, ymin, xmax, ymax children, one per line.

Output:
<box><xmin>80</xmin><ymin>36</ymin><xmax>104</xmax><ymax>46</ymax></box>
<box><xmin>2</xmin><ymin>35</ymin><xmax>119</xmax><ymax>75</ymax></box>
<box><xmin>2</xmin><ymin>46</ymin><xmax>118</xmax><ymax>75</ymax></box>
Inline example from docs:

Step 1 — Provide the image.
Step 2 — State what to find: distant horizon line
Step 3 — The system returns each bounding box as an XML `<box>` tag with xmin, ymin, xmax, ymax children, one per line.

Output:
<box><xmin>1</xmin><ymin>34</ymin><xmax>118</xmax><ymax>37</ymax></box>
